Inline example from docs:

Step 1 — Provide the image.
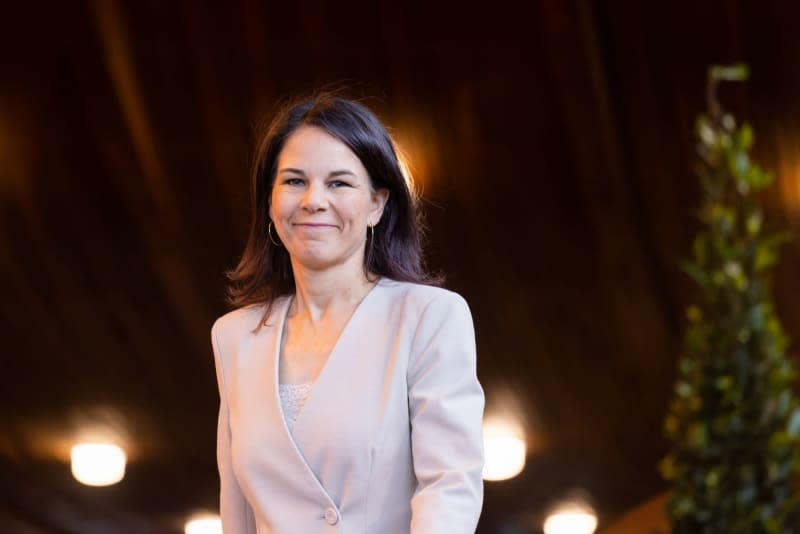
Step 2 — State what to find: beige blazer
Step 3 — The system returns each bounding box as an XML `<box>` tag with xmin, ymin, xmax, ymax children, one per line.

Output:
<box><xmin>211</xmin><ymin>278</ymin><xmax>484</xmax><ymax>534</ymax></box>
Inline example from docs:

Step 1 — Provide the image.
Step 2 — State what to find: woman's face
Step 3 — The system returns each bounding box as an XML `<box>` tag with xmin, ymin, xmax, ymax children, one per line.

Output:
<box><xmin>270</xmin><ymin>125</ymin><xmax>388</xmax><ymax>273</ymax></box>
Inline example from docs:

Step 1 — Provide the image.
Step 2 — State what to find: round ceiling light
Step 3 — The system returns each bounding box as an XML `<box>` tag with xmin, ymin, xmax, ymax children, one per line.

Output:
<box><xmin>70</xmin><ymin>442</ymin><xmax>126</xmax><ymax>486</ymax></box>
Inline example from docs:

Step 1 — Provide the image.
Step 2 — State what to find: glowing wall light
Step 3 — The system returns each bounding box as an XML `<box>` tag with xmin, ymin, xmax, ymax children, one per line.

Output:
<box><xmin>185</xmin><ymin>513</ymin><xmax>222</xmax><ymax>534</ymax></box>
<box><xmin>543</xmin><ymin>500</ymin><xmax>598</xmax><ymax>534</ymax></box>
<box><xmin>482</xmin><ymin>418</ymin><xmax>526</xmax><ymax>481</ymax></box>
<box><xmin>70</xmin><ymin>442</ymin><xmax>126</xmax><ymax>486</ymax></box>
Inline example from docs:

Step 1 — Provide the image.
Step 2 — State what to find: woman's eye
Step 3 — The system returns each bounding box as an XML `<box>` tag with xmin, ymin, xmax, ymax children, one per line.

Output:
<box><xmin>329</xmin><ymin>180</ymin><xmax>350</xmax><ymax>188</ymax></box>
<box><xmin>284</xmin><ymin>178</ymin><xmax>305</xmax><ymax>186</ymax></box>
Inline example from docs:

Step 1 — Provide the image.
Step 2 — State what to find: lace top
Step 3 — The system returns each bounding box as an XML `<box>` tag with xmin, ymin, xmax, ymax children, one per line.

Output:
<box><xmin>278</xmin><ymin>382</ymin><xmax>313</xmax><ymax>433</ymax></box>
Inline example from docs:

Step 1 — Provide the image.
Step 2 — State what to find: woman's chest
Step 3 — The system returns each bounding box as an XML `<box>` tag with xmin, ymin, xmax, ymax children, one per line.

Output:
<box><xmin>279</xmin><ymin>343</ymin><xmax>332</xmax><ymax>384</ymax></box>
<box><xmin>279</xmin><ymin>318</ymin><xmax>346</xmax><ymax>383</ymax></box>
<box><xmin>229</xmin><ymin>339</ymin><xmax>414</xmax><ymax>506</ymax></box>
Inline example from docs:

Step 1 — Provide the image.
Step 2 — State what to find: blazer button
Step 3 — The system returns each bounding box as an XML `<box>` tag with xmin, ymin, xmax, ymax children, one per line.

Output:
<box><xmin>324</xmin><ymin>507</ymin><xmax>339</xmax><ymax>525</ymax></box>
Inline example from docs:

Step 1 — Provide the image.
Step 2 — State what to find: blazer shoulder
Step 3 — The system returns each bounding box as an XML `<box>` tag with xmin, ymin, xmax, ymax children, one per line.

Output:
<box><xmin>378</xmin><ymin>278</ymin><xmax>470</xmax><ymax>313</ymax></box>
<box><xmin>211</xmin><ymin>296</ymin><xmax>294</xmax><ymax>345</ymax></box>
<box><xmin>211</xmin><ymin>304</ymin><xmax>264</xmax><ymax>341</ymax></box>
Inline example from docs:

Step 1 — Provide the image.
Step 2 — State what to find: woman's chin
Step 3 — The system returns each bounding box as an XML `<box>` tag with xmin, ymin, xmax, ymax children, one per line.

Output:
<box><xmin>289</xmin><ymin>248</ymin><xmax>365</xmax><ymax>274</ymax></box>
<box><xmin>290</xmin><ymin>252</ymin><xmax>340</xmax><ymax>272</ymax></box>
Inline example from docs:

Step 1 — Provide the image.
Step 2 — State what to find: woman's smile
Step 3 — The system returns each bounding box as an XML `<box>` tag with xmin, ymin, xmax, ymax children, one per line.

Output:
<box><xmin>292</xmin><ymin>223</ymin><xmax>341</xmax><ymax>239</ymax></box>
<box><xmin>293</xmin><ymin>223</ymin><xmax>338</xmax><ymax>229</ymax></box>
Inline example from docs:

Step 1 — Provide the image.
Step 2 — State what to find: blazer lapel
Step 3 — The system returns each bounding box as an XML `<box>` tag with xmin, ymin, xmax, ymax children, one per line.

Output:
<box><xmin>290</xmin><ymin>280</ymin><xmax>383</xmax><ymax>435</ymax></box>
<box><xmin>290</xmin><ymin>281</ymin><xmax>390</xmax><ymax>507</ymax></box>
<box><xmin>235</xmin><ymin>297</ymin><xmax>338</xmax><ymax>507</ymax></box>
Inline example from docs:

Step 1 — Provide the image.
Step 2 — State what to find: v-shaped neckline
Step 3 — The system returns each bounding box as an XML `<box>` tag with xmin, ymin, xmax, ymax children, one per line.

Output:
<box><xmin>272</xmin><ymin>278</ymin><xmax>384</xmax><ymax>439</ymax></box>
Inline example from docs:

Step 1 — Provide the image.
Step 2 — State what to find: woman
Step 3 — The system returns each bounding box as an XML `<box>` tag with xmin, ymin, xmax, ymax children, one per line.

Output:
<box><xmin>211</xmin><ymin>94</ymin><xmax>484</xmax><ymax>533</ymax></box>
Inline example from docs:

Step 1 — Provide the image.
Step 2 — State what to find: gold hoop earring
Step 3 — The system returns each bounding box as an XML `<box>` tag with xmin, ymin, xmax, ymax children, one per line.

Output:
<box><xmin>268</xmin><ymin>221</ymin><xmax>282</xmax><ymax>247</ymax></box>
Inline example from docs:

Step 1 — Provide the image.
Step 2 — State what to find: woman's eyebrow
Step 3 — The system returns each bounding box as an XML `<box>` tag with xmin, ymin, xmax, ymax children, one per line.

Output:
<box><xmin>329</xmin><ymin>170</ymin><xmax>356</xmax><ymax>178</ymax></box>
<box><xmin>277</xmin><ymin>168</ymin><xmax>356</xmax><ymax>177</ymax></box>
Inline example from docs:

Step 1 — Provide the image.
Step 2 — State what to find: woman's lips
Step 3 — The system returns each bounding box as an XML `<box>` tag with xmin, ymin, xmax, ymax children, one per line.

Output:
<box><xmin>293</xmin><ymin>223</ymin><xmax>337</xmax><ymax>229</ymax></box>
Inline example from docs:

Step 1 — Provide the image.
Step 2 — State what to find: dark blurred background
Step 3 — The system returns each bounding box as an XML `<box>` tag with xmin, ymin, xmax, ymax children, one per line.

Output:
<box><xmin>2</xmin><ymin>1</ymin><xmax>800</xmax><ymax>532</ymax></box>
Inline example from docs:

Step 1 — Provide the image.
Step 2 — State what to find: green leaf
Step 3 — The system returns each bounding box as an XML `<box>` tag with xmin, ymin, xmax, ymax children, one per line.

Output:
<box><xmin>768</xmin><ymin>430</ymin><xmax>790</xmax><ymax>451</ymax></box>
<box><xmin>777</xmin><ymin>390</ymin><xmax>792</xmax><ymax>417</ymax></box>
<box><xmin>705</xmin><ymin>468</ymin><xmax>720</xmax><ymax>488</ymax></box>
<box><xmin>737</xmin><ymin>482</ymin><xmax>755</xmax><ymax>507</ymax></box>
<box><xmin>670</xmin><ymin>495</ymin><xmax>694</xmax><ymax>518</ymax></box>
<box><xmin>724</xmin><ymin>261</ymin><xmax>748</xmax><ymax>291</ymax></box>
<box><xmin>787</xmin><ymin>409</ymin><xmax>800</xmax><ymax>438</ymax></box>
<box><xmin>720</xmin><ymin>132</ymin><xmax>733</xmax><ymax>149</ymax></box>
<box><xmin>730</xmin><ymin>151</ymin><xmax>750</xmax><ymax>180</ymax></box>
<box><xmin>715</xmin><ymin>375</ymin><xmax>733</xmax><ymax>391</ymax></box>
<box><xmin>709</xmin><ymin>63</ymin><xmax>750</xmax><ymax>82</ymax></box>
<box><xmin>712</xmin><ymin>415</ymin><xmax>731</xmax><ymax>434</ymax></box>
<box><xmin>660</xmin><ymin>455</ymin><xmax>677</xmax><ymax>480</ymax></box>
<box><xmin>749</xmin><ymin>304</ymin><xmax>765</xmax><ymax>331</ymax></box>
<box><xmin>724</xmin><ymin>261</ymin><xmax>742</xmax><ymax>278</ymax></box>
<box><xmin>737</xmin><ymin>123</ymin><xmax>754</xmax><ymax>151</ymax></box>
<box><xmin>680</xmin><ymin>260</ymin><xmax>710</xmax><ymax>288</ymax></box>
<box><xmin>689</xmin><ymin>422</ymin><xmax>708</xmax><ymax>449</ymax></box>
<box><xmin>755</xmin><ymin>245</ymin><xmax>778</xmax><ymax>271</ymax></box>
<box><xmin>686</xmin><ymin>306</ymin><xmax>703</xmax><ymax>323</ymax></box>
<box><xmin>710</xmin><ymin>208</ymin><xmax>735</xmax><ymax>240</ymax></box>
<box><xmin>755</xmin><ymin>231</ymin><xmax>793</xmax><ymax>271</ymax></box>
<box><xmin>696</xmin><ymin>115</ymin><xmax>717</xmax><ymax>147</ymax></box>
<box><xmin>745</xmin><ymin>209</ymin><xmax>762</xmax><ymax>236</ymax></box>
<box><xmin>685</xmin><ymin>323</ymin><xmax>709</xmax><ymax>353</ymax></box>
<box><xmin>749</xmin><ymin>167</ymin><xmax>774</xmax><ymax>189</ymax></box>
<box><xmin>676</xmin><ymin>381</ymin><xmax>693</xmax><ymax>398</ymax></box>
<box><xmin>765</xmin><ymin>517</ymin><xmax>780</xmax><ymax>534</ymax></box>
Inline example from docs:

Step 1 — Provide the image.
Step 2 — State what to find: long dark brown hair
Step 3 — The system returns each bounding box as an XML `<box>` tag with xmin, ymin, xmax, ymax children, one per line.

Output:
<box><xmin>226</xmin><ymin>92</ymin><xmax>439</xmax><ymax>323</ymax></box>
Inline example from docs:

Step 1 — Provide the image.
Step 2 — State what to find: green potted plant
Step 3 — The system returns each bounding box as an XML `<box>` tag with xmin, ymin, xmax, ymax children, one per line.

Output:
<box><xmin>660</xmin><ymin>64</ymin><xmax>800</xmax><ymax>533</ymax></box>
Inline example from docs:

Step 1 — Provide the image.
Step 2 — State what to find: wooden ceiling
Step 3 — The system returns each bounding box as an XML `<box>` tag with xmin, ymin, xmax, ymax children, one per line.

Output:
<box><xmin>2</xmin><ymin>1</ymin><xmax>800</xmax><ymax>532</ymax></box>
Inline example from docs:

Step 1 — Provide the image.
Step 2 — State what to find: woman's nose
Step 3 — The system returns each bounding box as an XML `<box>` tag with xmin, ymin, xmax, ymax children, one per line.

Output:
<box><xmin>300</xmin><ymin>181</ymin><xmax>326</xmax><ymax>211</ymax></box>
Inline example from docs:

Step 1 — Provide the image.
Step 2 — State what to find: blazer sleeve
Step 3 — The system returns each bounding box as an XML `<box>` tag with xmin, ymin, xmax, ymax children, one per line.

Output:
<box><xmin>211</xmin><ymin>320</ymin><xmax>257</xmax><ymax>534</ymax></box>
<box><xmin>408</xmin><ymin>291</ymin><xmax>485</xmax><ymax>534</ymax></box>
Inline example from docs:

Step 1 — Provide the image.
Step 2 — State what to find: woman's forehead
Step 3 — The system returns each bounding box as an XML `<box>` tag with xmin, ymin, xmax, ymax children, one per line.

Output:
<box><xmin>278</xmin><ymin>126</ymin><xmax>366</xmax><ymax>175</ymax></box>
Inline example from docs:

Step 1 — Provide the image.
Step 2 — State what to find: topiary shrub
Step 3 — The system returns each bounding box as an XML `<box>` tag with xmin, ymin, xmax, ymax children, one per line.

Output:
<box><xmin>660</xmin><ymin>64</ymin><xmax>800</xmax><ymax>533</ymax></box>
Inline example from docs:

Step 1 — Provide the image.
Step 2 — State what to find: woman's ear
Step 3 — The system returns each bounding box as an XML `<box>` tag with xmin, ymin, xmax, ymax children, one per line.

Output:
<box><xmin>370</xmin><ymin>188</ymin><xmax>390</xmax><ymax>225</ymax></box>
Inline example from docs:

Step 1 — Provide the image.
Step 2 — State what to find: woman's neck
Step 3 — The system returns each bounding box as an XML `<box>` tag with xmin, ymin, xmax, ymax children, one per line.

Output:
<box><xmin>290</xmin><ymin>263</ymin><xmax>377</xmax><ymax>325</ymax></box>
